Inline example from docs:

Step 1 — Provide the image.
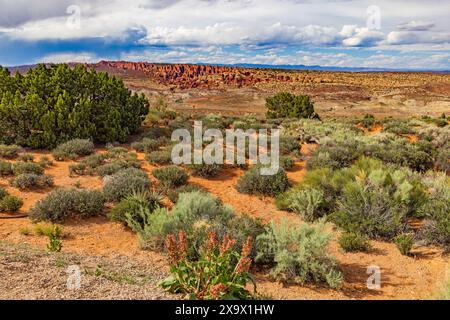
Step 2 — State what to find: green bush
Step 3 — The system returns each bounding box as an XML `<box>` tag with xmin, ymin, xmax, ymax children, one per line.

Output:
<box><xmin>338</xmin><ymin>232</ymin><xmax>370</xmax><ymax>252</ymax></box>
<box><xmin>0</xmin><ymin>194</ymin><xmax>24</xmax><ymax>212</ymax></box>
<box><xmin>236</xmin><ymin>166</ymin><xmax>290</xmax><ymax>196</ymax></box>
<box><xmin>146</xmin><ymin>150</ymin><xmax>172</xmax><ymax>165</ymax></box>
<box><xmin>418</xmin><ymin>173</ymin><xmax>450</xmax><ymax>248</ymax></box>
<box><xmin>11</xmin><ymin>173</ymin><xmax>54</xmax><ymax>190</ymax></box>
<box><xmin>189</xmin><ymin>163</ymin><xmax>222</xmax><ymax>178</ymax></box>
<box><xmin>0</xmin><ymin>144</ymin><xmax>21</xmax><ymax>159</ymax></box>
<box><xmin>103</xmin><ymin>168</ymin><xmax>151</xmax><ymax>202</ymax></box>
<box><xmin>12</xmin><ymin>162</ymin><xmax>45</xmax><ymax>175</ymax></box>
<box><xmin>108</xmin><ymin>190</ymin><xmax>162</xmax><ymax>224</ymax></box>
<box><xmin>256</xmin><ymin>220</ymin><xmax>343</xmax><ymax>288</ymax></box>
<box><xmin>266</xmin><ymin>92</ymin><xmax>319</xmax><ymax>119</ymax></box>
<box><xmin>0</xmin><ymin>187</ymin><xmax>7</xmax><ymax>199</ymax></box>
<box><xmin>167</xmin><ymin>184</ymin><xmax>205</xmax><ymax>203</ymax></box>
<box><xmin>52</xmin><ymin>139</ymin><xmax>95</xmax><ymax>161</ymax></box>
<box><xmin>0</xmin><ymin>160</ymin><xmax>13</xmax><ymax>176</ymax></box>
<box><xmin>280</xmin><ymin>156</ymin><xmax>295</xmax><ymax>171</ymax></box>
<box><xmin>333</xmin><ymin>175</ymin><xmax>408</xmax><ymax>239</ymax></box>
<box><xmin>160</xmin><ymin>231</ymin><xmax>255</xmax><ymax>300</ymax></box>
<box><xmin>131</xmin><ymin>138</ymin><xmax>162</xmax><ymax>152</ymax></box>
<box><xmin>135</xmin><ymin>192</ymin><xmax>234</xmax><ymax>252</ymax></box>
<box><xmin>286</xmin><ymin>188</ymin><xmax>325</xmax><ymax>222</ymax></box>
<box><xmin>0</xmin><ymin>64</ymin><xmax>149</xmax><ymax>148</ymax></box>
<box><xmin>152</xmin><ymin>166</ymin><xmax>188</xmax><ymax>189</ymax></box>
<box><xmin>279</xmin><ymin>136</ymin><xmax>300</xmax><ymax>155</ymax></box>
<box><xmin>38</xmin><ymin>156</ymin><xmax>53</xmax><ymax>168</ymax></box>
<box><xmin>394</xmin><ymin>233</ymin><xmax>414</xmax><ymax>256</ymax></box>
<box><xmin>18</xmin><ymin>154</ymin><xmax>34</xmax><ymax>162</ymax></box>
<box><xmin>29</xmin><ymin>188</ymin><xmax>105</xmax><ymax>222</ymax></box>
<box><xmin>96</xmin><ymin>159</ymin><xmax>140</xmax><ymax>177</ymax></box>
<box><xmin>227</xmin><ymin>214</ymin><xmax>266</xmax><ymax>259</ymax></box>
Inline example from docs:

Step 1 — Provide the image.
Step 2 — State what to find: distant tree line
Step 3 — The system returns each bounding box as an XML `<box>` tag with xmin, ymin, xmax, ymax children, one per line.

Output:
<box><xmin>0</xmin><ymin>64</ymin><xmax>149</xmax><ymax>148</ymax></box>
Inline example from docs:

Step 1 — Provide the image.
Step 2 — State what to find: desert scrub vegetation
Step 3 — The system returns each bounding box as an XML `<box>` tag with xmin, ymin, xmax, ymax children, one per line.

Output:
<box><xmin>160</xmin><ymin>231</ymin><xmax>255</xmax><ymax>300</ymax></box>
<box><xmin>11</xmin><ymin>173</ymin><xmax>54</xmax><ymax>190</ymax></box>
<box><xmin>417</xmin><ymin>172</ymin><xmax>450</xmax><ymax>249</ymax></box>
<box><xmin>266</xmin><ymin>92</ymin><xmax>319</xmax><ymax>120</ymax></box>
<box><xmin>0</xmin><ymin>187</ymin><xmax>23</xmax><ymax>212</ymax></box>
<box><xmin>0</xmin><ymin>160</ymin><xmax>13</xmax><ymax>176</ymax></box>
<box><xmin>256</xmin><ymin>220</ymin><xmax>343</xmax><ymax>289</ymax></box>
<box><xmin>131</xmin><ymin>137</ymin><xmax>166</xmax><ymax>152</ymax></box>
<box><xmin>0</xmin><ymin>144</ymin><xmax>21</xmax><ymax>159</ymax></box>
<box><xmin>146</xmin><ymin>150</ymin><xmax>172</xmax><ymax>165</ymax></box>
<box><xmin>52</xmin><ymin>139</ymin><xmax>95</xmax><ymax>161</ymax></box>
<box><xmin>30</xmin><ymin>188</ymin><xmax>105</xmax><ymax>222</ymax></box>
<box><xmin>108</xmin><ymin>190</ymin><xmax>162</xmax><ymax>224</ymax></box>
<box><xmin>103</xmin><ymin>168</ymin><xmax>151</xmax><ymax>202</ymax></box>
<box><xmin>167</xmin><ymin>184</ymin><xmax>206</xmax><ymax>203</ymax></box>
<box><xmin>189</xmin><ymin>163</ymin><xmax>223</xmax><ymax>178</ymax></box>
<box><xmin>393</xmin><ymin>233</ymin><xmax>414</xmax><ymax>256</ymax></box>
<box><xmin>338</xmin><ymin>231</ymin><xmax>370</xmax><ymax>252</ymax></box>
<box><xmin>280</xmin><ymin>157</ymin><xmax>428</xmax><ymax>239</ymax></box>
<box><xmin>12</xmin><ymin>162</ymin><xmax>45</xmax><ymax>175</ymax></box>
<box><xmin>126</xmin><ymin>191</ymin><xmax>265</xmax><ymax>260</ymax></box>
<box><xmin>236</xmin><ymin>166</ymin><xmax>290</xmax><ymax>196</ymax></box>
<box><xmin>0</xmin><ymin>64</ymin><xmax>149</xmax><ymax>148</ymax></box>
<box><xmin>69</xmin><ymin>149</ymin><xmax>141</xmax><ymax>177</ymax></box>
<box><xmin>152</xmin><ymin>166</ymin><xmax>188</xmax><ymax>189</ymax></box>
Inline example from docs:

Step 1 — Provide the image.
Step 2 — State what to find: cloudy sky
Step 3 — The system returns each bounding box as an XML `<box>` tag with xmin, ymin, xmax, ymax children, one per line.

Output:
<box><xmin>0</xmin><ymin>0</ymin><xmax>449</xmax><ymax>69</ymax></box>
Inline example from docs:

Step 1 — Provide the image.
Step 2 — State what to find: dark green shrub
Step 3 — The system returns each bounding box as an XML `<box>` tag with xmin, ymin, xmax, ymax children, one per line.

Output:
<box><xmin>189</xmin><ymin>163</ymin><xmax>222</xmax><ymax>178</ymax></box>
<box><xmin>394</xmin><ymin>233</ymin><xmax>414</xmax><ymax>256</ymax></box>
<box><xmin>0</xmin><ymin>64</ymin><xmax>149</xmax><ymax>148</ymax></box>
<box><xmin>131</xmin><ymin>138</ymin><xmax>162</xmax><ymax>152</ymax></box>
<box><xmin>0</xmin><ymin>187</ymin><xmax>7</xmax><ymax>200</ymax></box>
<box><xmin>12</xmin><ymin>162</ymin><xmax>45</xmax><ymax>175</ymax></box>
<box><xmin>338</xmin><ymin>232</ymin><xmax>370</xmax><ymax>252</ymax></box>
<box><xmin>0</xmin><ymin>145</ymin><xmax>21</xmax><ymax>159</ymax></box>
<box><xmin>236</xmin><ymin>166</ymin><xmax>290</xmax><ymax>196</ymax></box>
<box><xmin>285</xmin><ymin>188</ymin><xmax>325</xmax><ymax>222</ymax></box>
<box><xmin>103</xmin><ymin>168</ymin><xmax>151</xmax><ymax>202</ymax></box>
<box><xmin>152</xmin><ymin>166</ymin><xmax>188</xmax><ymax>188</ymax></box>
<box><xmin>0</xmin><ymin>160</ymin><xmax>13</xmax><ymax>176</ymax></box>
<box><xmin>167</xmin><ymin>184</ymin><xmax>205</xmax><ymax>203</ymax></box>
<box><xmin>146</xmin><ymin>150</ymin><xmax>172</xmax><ymax>165</ymax></box>
<box><xmin>11</xmin><ymin>173</ymin><xmax>54</xmax><ymax>190</ymax></box>
<box><xmin>280</xmin><ymin>156</ymin><xmax>295</xmax><ymax>171</ymax></box>
<box><xmin>266</xmin><ymin>92</ymin><xmax>319</xmax><ymax>119</ymax></box>
<box><xmin>279</xmin><ymin>136</ymin><xmax>300</xmax><ymax>155</ymax></box>
<box><xmin>144</xmin><ymin>127</ymin><xmax>171</xmax><ymax>139</ymax></box>
<box><xmin>0</xmin><ymin>195</ymin><xmax>24</xmax><ymax>212</ymax></box>
<box><xmin>52</xmin><ymin>139</ymin><xmax>95</xmax><ymax>161</ymax></box>
<box><xmin>418</xmin><ymin>174</ymin><xmax>450</xmax><ymax>248</ymax></box>
<box><xmin>360</xmin><ymin>114</ymin><xmax>376</xmax><ymax>129</ymax></box>
<box><xmin>108</xmin><ymin>190</ymin><xmax>162</xmax><ymax>224</ymax></box>
<box><xmin>29</xmin><ymin>188</ymin><xmax>105</xmax><ymax>222</ymax></box>
<box><xmin>256</xmin><ymin>220</ymin><xmax>343</xmax><ymax>289</ymax></box>
<box><xmin>333</xmin><ymin>177</ymin><xmax>408</xmax><ymax>239</ymax></box>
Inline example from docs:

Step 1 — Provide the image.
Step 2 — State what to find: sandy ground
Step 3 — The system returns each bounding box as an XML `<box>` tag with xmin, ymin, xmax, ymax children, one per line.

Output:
<box><xmin>0</xmin><ymin>143</ymin><xmax>448</xmax><ymax>300</ymax></box>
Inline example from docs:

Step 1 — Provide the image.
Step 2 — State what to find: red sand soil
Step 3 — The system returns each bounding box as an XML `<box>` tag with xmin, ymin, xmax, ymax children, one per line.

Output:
<box><xmin>0</xmin><ymin>146</ymin><xmax>448</xmax><ymax>300</ymax></box>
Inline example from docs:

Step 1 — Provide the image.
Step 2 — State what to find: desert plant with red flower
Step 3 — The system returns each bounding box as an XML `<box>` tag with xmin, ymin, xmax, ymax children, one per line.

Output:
<box><xmin>159</xmin><ymin>231</ymin><xmax>256</xmax><ymax>300</ymax></box>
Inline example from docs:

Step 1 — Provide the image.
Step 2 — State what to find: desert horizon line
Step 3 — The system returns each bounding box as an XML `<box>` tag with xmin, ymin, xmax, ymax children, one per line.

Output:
<box><xmin>4</xmin><ymin>59</ymin><xmax>450</xmax><ymax>73</ymax></box>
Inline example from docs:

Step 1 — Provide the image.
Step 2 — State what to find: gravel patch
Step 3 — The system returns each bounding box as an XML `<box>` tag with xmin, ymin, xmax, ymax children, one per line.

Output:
<box><xmin>0</xmin><ymin>242</ymin><xmax>177</xmax><ymax>300</ymax></box>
